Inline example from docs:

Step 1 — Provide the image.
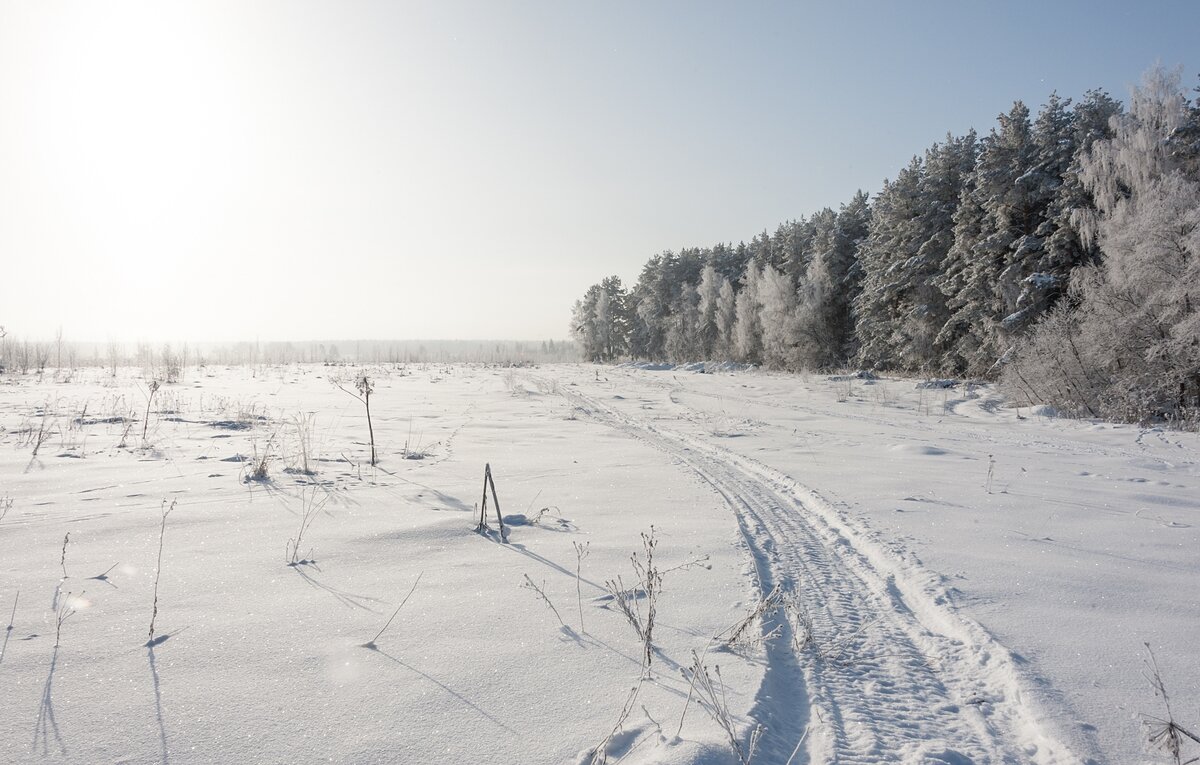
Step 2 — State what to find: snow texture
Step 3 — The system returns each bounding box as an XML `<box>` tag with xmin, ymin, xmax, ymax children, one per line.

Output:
<box><xmin>1</xmin><ymin>363</ymin><xmax>1196</xmax><ymax>764</ymax></box>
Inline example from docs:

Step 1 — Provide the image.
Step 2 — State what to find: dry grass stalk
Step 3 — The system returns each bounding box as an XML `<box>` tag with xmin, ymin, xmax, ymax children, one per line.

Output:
<box><xmin>58</xmin><ymin>533</ymin><xmax>70</xmax><ymax>580</ymax></box>
<box><xmin>31</xmin><ymin>403</ymin><xmax>53</xmax><ymax>458</ymax></box>
<box><xmin>573</xmin><ymin>540</ymin><xmax>590</xmax><ymax>633</ymax></box>
<box><xmin>588</xmin><ymin>676</ymin><xmax>646</xmax><ymax>765</ymax></box>
<box><xmin>725</xmin><ymin>583</ymin><xmax>783</xmax><ymax>649</ymax></box>
<box><xmin>54</xmin><ymin>592</ymin><xmax>80</xmax><ymax>648</ymax></box>
<box><xmin>286</xmin><ymin>488</ymin><xmax>327</xmax><ymax>566</ymax></box>
<box><xmin>142</xmin><ymin>380</ymin><xmax>160</xmax><ymax>444</ymax></box>
<box><xmin>363</xmin><ymin>572</ymin><xmax>423</xmax><ymax>650</ymax></box>
<box><xmin>249</xmin><ymin>427</ymin><xmax>280</xmax><ymax>482</ymax></box>
<box><xmin>682</xmin><ymin>648</ymin><xmax>763</xmax><ymax>765</ymax></box>
<box><xmin>292</xmin><ymin>413</ymin><xmax>317</xmax><ymax>475</ymax></box>
<box><xmin>147</xmin><ymin>500</ymin><xmax>175</xmax><ymax>646</ymax></box>
<box><xmin>521</xmin><ymin>574</ymin><xmax>566</xmax><ymax>628</ymax></box>
<box><xmin>3</xmin><ymin>589</ymin><xmax>19</xmax><ymax>662</ymax></box>
<box><xmin>1143</xmin><ymin>643</ymin><xmax>1200</xmax><ymax>764</ymax></box>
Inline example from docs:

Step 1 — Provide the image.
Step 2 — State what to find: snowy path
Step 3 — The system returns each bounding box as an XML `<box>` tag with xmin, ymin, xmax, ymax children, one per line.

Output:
<box><xmin>566</xmin><ymin>384</ymin><xmax>1083</xmax><ymax>765</ymax></box>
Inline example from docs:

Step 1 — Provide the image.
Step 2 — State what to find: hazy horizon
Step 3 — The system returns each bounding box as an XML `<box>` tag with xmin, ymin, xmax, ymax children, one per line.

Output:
<box><xmin>2</xmin><ymin>0</ymin><xmax>1198</xmax><ymax>344</ymax></box>
<box><xmin>1</xmin><ymin>332</ymin><xmax>579</xmax><ymax>346</ymax></box>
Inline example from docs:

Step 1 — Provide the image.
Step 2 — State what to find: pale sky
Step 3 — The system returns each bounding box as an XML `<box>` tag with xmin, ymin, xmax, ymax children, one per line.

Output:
<box><xmin>1</xmin><ymin>0</ymin><xmax>1197</xmax><ymax>343</ymax></box>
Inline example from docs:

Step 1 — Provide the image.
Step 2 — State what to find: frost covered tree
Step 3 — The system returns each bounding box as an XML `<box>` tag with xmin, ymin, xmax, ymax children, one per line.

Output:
<box><xmin>938</xmin><ymin>103</ymin><xmax>1038</xmax><ymax>374</ymax></box>
<box><xmin>709</xmin><ymin>242</ymin><xmax>749</xmax><ymax>284</ymax></box>
<box><xmin>1073</xmin><ymin>175</ymin><xmax>1200</xmax><ymax>416</ymax></box>
<box><xmin>714</xmin><ymin>276</ymin><xmax>738</xmax><ymax>360</ymax></box>
<box><xmin>665</xmin><ymin>285</ymin><xmax>701</xmax><ymax>361</ymax></box>
<box><xmin>695</xmin><ymin>265</ymin><xmax>723</xmax><ymax>358</ymax></box>
<box><xmin>939</xmin><ymin>95</ymin><xmax>1123</xmax><ymax>375</ymax></box>
<box><xmin>855</xmin><ymin>134</ymin><xmax>976</xmax><ymax>372</ymax></box>
<box><xmin>570</xmin><ymin>287</ymin><xmax>603</xmax><ymax>361</ymax></box>
<box><xmin>757</xmin><ymin>264</ymin><xmax>801</xmax><ymax>369</ymax></box>
<box><xmin>853</xmin><ymin>157</ymin><xmax>921</xmax><ymax>369</ymax></box>
<box><xmin>774</xmin><ymin>218</ymin><xmax>815</xmax><ymax>284</ymax></box>
<box><xmin>626</xmin><ymin>251</ymin><xmax>704</xmax><ymax>360</ymax></box>
<box><xmin>1006</xmin><ymin>91</ymin><xmax>1122</xmax><ymax>331</ymax></box>
<box><xmin>733</xmin><ymin>265</ymin><xmax>764</xmax><ymax>363</ymax></box>
<box><xmin>571</xmin><ymin>276</ymin><xmax>630</xmax><ymax>362</ymax></box>
<box><xmin>627</xmin><ymin>255</ymin><xmax>668</xmax><ymax>360</ymax></box>
<box><xmin>795</xmin><ymin>193</ymin><xmax>870</xmax><ymax>369</ymax></box>
<box><xmin>1007</xmin><ymin>68</ymin><xmax>1200</xmax><ymax>420</ymax></box>
<box><xmin>572</xmin><ymin>67</ymin><xmax>1197</xmax><ymax>404</ymax></box>
<box><xmin>593</xmin><ymin>277</ymin><xmax>631</xmax><ymax>361</ymax></box>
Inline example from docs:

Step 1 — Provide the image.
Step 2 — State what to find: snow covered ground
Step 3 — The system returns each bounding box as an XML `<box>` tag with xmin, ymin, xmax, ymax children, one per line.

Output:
<box><xmin>1</xmin><ymin>363</ymin><xmax>1196</xmax><ymax>764</ymax></box>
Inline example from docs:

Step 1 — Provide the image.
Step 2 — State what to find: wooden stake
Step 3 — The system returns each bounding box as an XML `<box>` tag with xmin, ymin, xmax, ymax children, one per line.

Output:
<box><xmin>477</xmin><ymin>463</ymin><xmax>506</xmax><ymax>541</ymax></box>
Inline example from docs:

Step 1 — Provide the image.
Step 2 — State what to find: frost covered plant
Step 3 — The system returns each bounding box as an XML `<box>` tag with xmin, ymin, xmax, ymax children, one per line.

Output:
<box><xmin>248</xmin><ymin>428</ymin><xmax>280</xmax><ymax>483</ymax></box>
<box><xmin>1005</xmin><ymin>69</ymin><xmax>1200</xmax><ymax>426</ymax></box>
<box><xmin>25</xmin><ymin>401</ymin><xmax>55</xmax><ymax>458</ymax></box>
<box><xmin>833</xmin><ymin>375</ymin><xmax>853</xmax><ymax>403</ymax></box>
<box><xmin>725</xmin><ymin>583</ymin><xmax>784</xmax><ymax>650</ymax></box>
<box><xmin>401</xmin><ymin>417</ymin><xmax>429</xmax><ymax>460</ymax></box>
<box><xmin>139</xmin><ymin>379</ymin><xmax>162</xmax><ymax>446</ymax></box>
<box><xmin>58</xmin><ymin>532</ymin><xmax>70</xmax><ymax>580</ymax></box>
<box><xmin>681</xmin><ymin>649</ymin><xmax>763</xmax><ymax>765</ymax></box>
<box><xmin>285</xmin><ymin>488</ymin><xmax>326</xmax><ymax>566</ymax></box>
<box><xmin>160</xmin><ymin>344</ymin><xmax>182</xmax><ymax>384</ymax></box>
<box><xmin>117</xmin><ymin>409</ymin><xmax>136</xmax><ymax>449</ymax></box>
<box><xmin>1142</xmin><ymin>643</ymin><xmax>1200</xmax><ymax>765</ymax></box>
<box><xmin>604</xmin><ymin>527</ymin><xmax>662</xmax><ymax>672</ymax></box>
<box><xmin>588</xmin><ymin>677</ymin><xmax>646</xmax><ymax>765</ymax></box>
<box><xmin>54</xmin><ymin>591</ymin><xmax>81</xmax><ymax>649</ymax></box>
<box><xmin>785</xmin><ymin>594</ymin><xmax>817</xmax><ymax>655</ymax></box>
<box><xmin>334</xmin><ymin>374</ymin><xmax>377</xmax><ymax>466</ymax></box>
<box><xmin>573</xmin><ymin>540</ymin><xmax>590</xmax><ymax>633</ymax></box>
<box><xmin>520</xmin><ymin>574</ymin><xmax>566</xmax><ymax>628</ymax></box>
<box><xmin>290</xmin><ymin>413</ymin><xmax>317</xmax><ymax>476</ymax></box>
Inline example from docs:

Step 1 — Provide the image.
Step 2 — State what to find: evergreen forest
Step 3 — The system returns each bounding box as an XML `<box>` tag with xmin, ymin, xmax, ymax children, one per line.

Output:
<box><xmin>571</xmin><ymin>67</ymin><xmax>1200</xmax><ymax>425</ymax></box>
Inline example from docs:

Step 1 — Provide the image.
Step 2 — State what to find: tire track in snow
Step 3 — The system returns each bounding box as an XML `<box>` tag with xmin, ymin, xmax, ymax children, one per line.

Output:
<box><xmin>568</xmin><ymin>387</ymin><xmax>1082</xmax><ymax>765</ymax></box>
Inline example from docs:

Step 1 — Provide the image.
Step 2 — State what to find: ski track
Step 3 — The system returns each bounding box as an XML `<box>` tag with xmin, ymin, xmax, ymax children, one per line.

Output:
<box><xmin>566</xmin><ymin>385</ymin><xmax>1082</xmax><ymax>765</ymax></box>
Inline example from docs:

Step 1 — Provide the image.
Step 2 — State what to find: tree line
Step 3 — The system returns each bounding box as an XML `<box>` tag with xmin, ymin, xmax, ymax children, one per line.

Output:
<box><xmin>571</xmin><ymin>67</ymin><xmax>1200</xmax><ymax>424</ymax></box>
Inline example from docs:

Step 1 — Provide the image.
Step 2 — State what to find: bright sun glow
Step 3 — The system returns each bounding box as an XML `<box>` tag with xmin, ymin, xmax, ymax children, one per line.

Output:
<box><xmin>1</xmin><ymin>2</ymin><xmax>1196</xmax><ymax>344</ymax></box>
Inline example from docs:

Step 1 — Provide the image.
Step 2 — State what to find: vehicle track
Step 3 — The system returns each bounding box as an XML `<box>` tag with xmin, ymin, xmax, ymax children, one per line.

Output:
<box><xmin>567</xmin><ymin>386</ymin><xmax>1081</xmax><ymax>765</ymax></box>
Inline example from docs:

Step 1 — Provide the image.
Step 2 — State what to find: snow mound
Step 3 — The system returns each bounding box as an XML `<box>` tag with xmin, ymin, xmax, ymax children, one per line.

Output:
<box><xmin>620</xmin><ymin>361</ymin><xmax>754</xmax><ymax>374</ymax></box>
<box><xmin>916</xmin><ymin>379</ymin><xmax>959</xmax><ymax>389</ymax></box>
<box><xmin>889</xmin><ymin>444</ymin><xmax>950</xmax><ymax>456</ymax></box>
<box><xmin>828</xmin><ymin>370</ymin><xmax>879</xmax><ymax>381</ymax></box>
<box><xmin>622</xmin><ymin>361</ymin><xmax>676</xmax><ymax>371</ymax></box>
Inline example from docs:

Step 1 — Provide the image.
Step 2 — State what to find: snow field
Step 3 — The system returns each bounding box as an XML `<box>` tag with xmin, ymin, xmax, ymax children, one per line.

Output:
<box><xmin>0</xmin><ymin>365</ymin><xmax>759</xmax><ymax>764</ymax></box>
<box><xmin>1</xmin><ymin>362</ymin><xmax>1197</xmax><ymax>764</ymax></box>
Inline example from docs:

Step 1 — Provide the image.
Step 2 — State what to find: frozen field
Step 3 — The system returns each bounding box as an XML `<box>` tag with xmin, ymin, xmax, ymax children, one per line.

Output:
<box><xmin>1</xmin><ymin>363</ymin><xmax>1196</xmax><ymax>764</ymax></box>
